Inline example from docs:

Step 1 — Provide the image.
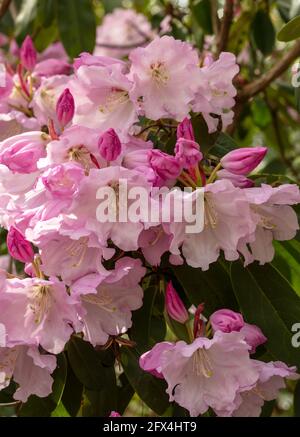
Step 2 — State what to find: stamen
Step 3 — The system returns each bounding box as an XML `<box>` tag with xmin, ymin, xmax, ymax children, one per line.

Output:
<box><xmin>204</xmin><ymin>194</ymin><xmax>218</xmax><ymax>229</ymax></box>
<box><xmin>192</xmin><ymin>348</ymin><xmax>213</xmax><ymax>378</ymax></box>
<box><xmin>81</xmin><ymin>287</ymin><xmax>116</xmax><ymax>312</ymax></box>
<box><xmin>150</xmin><ymin>62</ymin><xmax>169</xmax><ymax>85</ymax></box>
<box><xmin>29</xmin><ymin>284</ymin><xmax>51</xmax><ymax>324</ymax></box>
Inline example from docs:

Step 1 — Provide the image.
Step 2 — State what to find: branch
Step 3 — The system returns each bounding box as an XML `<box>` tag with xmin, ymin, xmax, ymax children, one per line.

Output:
<box><xmin>96</xmin><ymin>40</ymin><xmax>149</xmax><ymax>50</ymax></box>
<box><xmin>216</xmin><ymin>0</ymin><xmax>234</xmax><ymax>56</ymax></box>
<box><xmin>0</xmin><ymin>0</ymin><xmax>11</xmax><ymax>19</ymax></box>
<box><xmin>239</xmin><ymin>40</ymin><xmax>300</xmax><ymax>101</ymax></box>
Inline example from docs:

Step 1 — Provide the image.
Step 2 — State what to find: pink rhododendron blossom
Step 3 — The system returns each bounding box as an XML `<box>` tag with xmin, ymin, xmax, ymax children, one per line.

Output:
<box><xmin>94</xmin><ymin>8</ymin><xmax>155</xmax><ymax>59</ymax></box>
<box><xmin>71</xmin><ymin>257</ymin><xmax>145</xmax><ymax>345</ymax></box>
<box><xmin>192</xmin><ymin>52</ymin><xmax>239</xmax><ymax>132</ymax></box>
<box><xmin>0</xmin><ymin>273</ymin><xmax>81</xmax><ymax>353</ymax></box>
<box><xmin>167</xmin><ymin>180</ymin><xmax>256</xmax><ymax>270</ymax></box>
<box><xmin>0</xmin><ymin>131</ymin><xmax>48</xmax><ymax>173</ymax></box>
<box><xmin>239</xmin><ymin>184</ymin><xmax>300</xmax><ymax>265</ymax></box>
<box><xmin>141</xmin><ymin>331</ymin><xmax>259</xmax><ymax>416</ymax></box>
<box><xmin>71</xmin><ymin>63</ymin><xmax>137</xmax><ymax>138</ymax></box>
<box><xmin>0</xmin><ymin>345</ymin><xmax>56</xmax><ymax>402</ymax></box>
<box><xmin>217</xmin><ymin>169</ymin><xmax>254</xmax><ymax>188</ymax></box>
<box><xmin>221</xmin><ymin>361</ymin><xmax>299</xmax><ymax>417</ymax></box>
<box><xmin>129</xmin><ymin>36</ymin><xmax>200</xmax><ymax>120</ymax></box>
<box><xmin>240</xmin><ymin>323</ymin><xmax>267</xmax><ymax>354</ymax></box>
<box><xmin>139</xmin><ymin>341</ymin><xmax>174</xmax><ymax>379</ymax></box>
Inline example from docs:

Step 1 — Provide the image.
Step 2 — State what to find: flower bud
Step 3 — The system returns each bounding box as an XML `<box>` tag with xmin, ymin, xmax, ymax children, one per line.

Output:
<box><xmin>220</xmin><ymin>147</ymin><xmax>267</xmax><ymax>175</ymax></box>
<box><xmin>165</xmin><ymin>281</ymin><xmax>189</xmax><ymax>324</ymax></box>
<box><xmin>240</xmin><ymin>323</ymin><xmax>267</xmax><ymax>354</ymax></box>
<box><xmin>20</xmin><ymin>36</ymin><xmax>37</xmax><ymax>71</ymax></box>
<box><xmin>56</xmin><ymin>88</ymin><xmax>75</xmax><ymax>127</ymax></box>
<box><xmin>7</xmin><ymin>227</ymin><xmax>34</xmax><ymax>263</ymax></box>
<box><xmin>109</xmin><ymin>411</ymin><xmax>121</xmax><ymax>417</ymax></box>
<box><xmin>177</xmin><ymin>118</ymin><xmax>195</xmax><ymax>141</ymax></box>
<box><xmin>210</xmin><ymin>309</ymin><xmax>244</xmax><ymax>333</ymax></box>
<box><xmin>98</xmin><ymin>128</ymin><xmax>122</xmax><ymax>161</ymax></box>
<box><xmin>0</xmin><ymin>132</ymin><xmax>47</xmax><ymax>174</ymax></box>
<box><xmin>217</xmin><ymin>169</ymin><xmax>254</xmax><ymax>188</ymax></box>
<box><xmin>175</xmin><ymin>138</ymin><xmax>203</xmax><ymax>169</ymax></box>
<box><xmin>149</xmin><ymin>150</ymin><xmax>182</xmax><ymax>180</ymax></box>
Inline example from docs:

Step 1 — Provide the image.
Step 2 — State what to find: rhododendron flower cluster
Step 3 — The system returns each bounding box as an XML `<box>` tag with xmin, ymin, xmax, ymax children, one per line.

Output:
<box><xmin>0</xmin><ymin>31</ymin><xmax>299</xmax><ymax>417</ymax></box>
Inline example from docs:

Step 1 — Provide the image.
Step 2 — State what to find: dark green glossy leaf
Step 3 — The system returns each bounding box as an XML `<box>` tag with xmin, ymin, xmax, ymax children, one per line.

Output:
<box><xmin>67</xmin><ymin>337</ymin><xmax>113</xmax><ymax>390</ymax></box>
<box><xmin>37</xmin><ymin>0</ymin><xmax>57</xmax><ymax>27</ymax></box>
<box><xmin>172</xmin><ymin>261</ymin><xmax>238</xmax><ymax>316</ymax></box>
<box><xmin>61</xmin><ymin>356</ymin><xmax>83</xmax><ymax>417</ymax></box>
<box><xmin>230</xmin><ymin>261</ymin><xmax>300</xmax><ymax>366</ymax></box>
<box><xmin>278</xmin><ymin>15</ymin><xmax>300</xmax><ymax>41</ymax></box>
<box><xmin>208</xmin><ymin>133</ymin><xmax>238</xmax><ymax>159</ymax></box>
<box><xmin>252</xmin><ymin>10</ymin><xmax>275</xmax><ymax>55</ymax></box>
<box><xmin>192</xmin><ymin>0</ymin><xmax>213</xmax><ymax>35</ymax></box>
<box><xmin>121</xmin><ymin>347</ymin><xmax>169</xmax><ymax>415</ymax></box>
<box><xmin>57</xmin><ymin>0</ymin><xmax>96</xmax><ymax>58</ymax></box>
<box><xmin>294</xmin><ymin>379</ymin><xmax>300</xmax><ymax>417</ymax></box>
<box><xmin>117</xmin><ymin>373</ymin><xmax>134</xmax><ymax>415</ymax></box>
<box><xmin>15</xmin><ymin>0</ymin><xmax>38</xmax><ymax>41</ymax></box>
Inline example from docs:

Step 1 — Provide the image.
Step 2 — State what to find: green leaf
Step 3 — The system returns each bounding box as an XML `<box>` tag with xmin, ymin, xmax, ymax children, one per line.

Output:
<box><xmin>67</xmin><ymin>337</ymin><xmax>113</xmax><ymax>390</ymax></box>
<box><xmin>273</xmin><ymin>241</ymin><xmax>300</xmax><ymax>295</ymax></box>
<box><xmin>191</xmin><ymin>0</ymin><xmax>213</xmax><ymax>34</ymax></box>
<box><xmin>164</xmin><ymin>311</ymin><xmax>190</xmax><ymax>343</ymax></box>
<box><xmin>61</xmin><ymin>356</ymin><xmax>83</xmax><ymax>417</ymax></box>
<box><xmin>57</xmin><ymin>0</ymin><xmax>96</xmax><ymax>58</ymax></box>
<box><xmin>251</xmin><ymin>10</ymin><xmax>275</xmax><ymax>55</ymax></box>
<box><xmin>51</xmin><ymin>402</ymin><xmax>70</xmax><ymax>417</ymax></box>
<box><xmin>82</xmin><ymin>384</ymin><xmax>117</xmax><ymax>417</ymax></box>
<box><xmin>230</xmin><ymin>261</ymin><xmax>300</xmax><ymax>365</ymax></box>
<box><xmin>15</xmin><ymin>0</ymin><xmax>38</xmax><ymax>40</ymax></box>
<box><xmin>172</xmin><ymin>261</ymin><xmax>238</xmax><ymax>316</ymax></box>
<box><xmin>251</xmin><ymin>98</ymin><xmax>272</xmax><ymax>128</ymax></box>
<box><xmin>117</xmin><ymin>373</ymin><xmax>134</xmax><ymax>415</ymax></box>
<box><xmin>294</xmin><ymin>379</ymin><xmax>300</xmax><ymax>417</ymax></box>
<box><xmin>208</xmin><ymin>133</ymin><xmax>238</xmax><ymax>159</ymax></box>
<box><xmin>278</xmin><ymin>15</ymin><xmax>300</xmax><ymax>41</ymax></box>
<box><xmin>121</xmin><ymin>347</ymin><xmax>169</xmax><ymax>415</ymax></box>
<box><xmin>130</xmin><ymin>285</ymin><xmax>158</xmax><ymax>353</ymax></box>
<box><xmin>34</xmin><ymin>21</ymin><xmax>58</xmax><ymax>52</ymax></box>
<box><xmin>37</xmin><ymin>0</ymin><xmax>57</xmax><ymax>27</ymax></box>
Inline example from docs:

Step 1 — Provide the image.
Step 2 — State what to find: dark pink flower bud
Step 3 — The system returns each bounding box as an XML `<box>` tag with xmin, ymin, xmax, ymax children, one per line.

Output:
<box><xmin>175</xmin><ymin>138</ymin><xmax>203</xmax><ymax>169</ymax></box>
<box><xmin>149</xmin><ymin>150</ymin><xmax>182</xmax><ymax>181</ymax></box>
<box><xmin>217</xmin><ymin>169</ymin><xmax>254</xmax><ymax>188</ymax></box>
<box><xmin>210</xmin><ymin>309</ymin><xmax>244</xmax><ymax>333</ymax></box>
<box><xmin>20</xmin><ymin>36</ymin><xmax>37</xmax><ymax>71</ymax></box>
<box><xmin>177</xmin><ymin>117</ymin><xmax>195</xmax><ymax>141</ymax></box>
<box><xmin>56</xmin><ymin>88</ymin><xmax>75</xmax><ymax>127</ymax></box>
<box><xmin>98</xmin><ymin>128</ymin><xmax>122</xmax><ymax>162</ymax></box>
<box><xmin>7</xmin><ymin>227</ymin><xmax>34</xmax><ymax>263</ymax></box>
<box><xmin>165</xmin><ymin>281</ymin><xmax>189</xmax><ymax>324</ymax></box>
<box><xmin>220</xmin><ymin>147</ymin><xmax>268</xmax><ymax>175</ymax></box>
<box><xmin>240</xmin><ymin>323</ymin><xmax>267</xmax><ymax>354</ymax></box>
<box><xmin>109</xmin><ymin>411</ymin><xmax>121</xmax><ymax>417</ymax></box>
